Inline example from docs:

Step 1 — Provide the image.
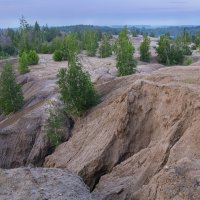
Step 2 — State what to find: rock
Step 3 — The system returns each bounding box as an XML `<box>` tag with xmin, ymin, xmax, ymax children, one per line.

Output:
<box><xmin>132</xmin><ymin>158</ymin><xmax>200</xmax><ymax>200</ymax></box>
<box><xmin>45</xmin><ymin>65</ymin><xmax>200</xmax><ymax>199</ymax></box>
<box><xmin>0</xmin><ymin>167</ymin><xmax>93</xmax><ymax>200</ymax></box>
<box><xmin>78</xmin><ymin>54</ymin><xmax>117</xmax><ymax>84</ymax></box>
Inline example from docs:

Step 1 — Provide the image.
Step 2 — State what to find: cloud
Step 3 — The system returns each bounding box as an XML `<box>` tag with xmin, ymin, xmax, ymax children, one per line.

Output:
<box><xmin>169</xmin><ymin>1</ymin><xmax>188</xmax><ymax>3</ymax></box>
<box><xmin>0</xmin><ymin>0</ymin><xmax>199</xmax><ymax>28</ymax></box>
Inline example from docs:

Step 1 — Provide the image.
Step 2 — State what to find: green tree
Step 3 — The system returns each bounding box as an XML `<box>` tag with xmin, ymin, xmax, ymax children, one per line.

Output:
<box><xmin>150</xmin><ymin>32</ymin><xmax>155</xmax><ymax>37</ymax></box>
<box><xmin>34</xmin><ymin>21</ymin><xmax>40</xmax><ymax>32</ymax></box>
<box><xmin>156</xmin><ymin>35</ymin><xmax>171</xmax><ymax>65</ymax></box>
<box><xmin>175</xmin><ymin>31</ymin><xmax>192</xmax><ymax>56</ymax></box>
<box><xmin>27</xmin><ymin>50</ymin><xmax>39</xmax><ymax>65</ymax></box>
<box><xmin>41</xmin><ymin>42</ymin><xmax>51</xmax><ymax>54</ymax></box>
<box><xmin>195</xmin><ymin>31</ymin><xmax>200</xmax><ymax>49</ymax></box>
<box><xmin>53</xmin><ymin>50</ymin><xmax>63</xmax><ymax>61</ymax></box>
<box><xmin>169</xmin><ymin>44</ymin><xmax>184</xmax><ymax>65</ymax></box>
<box><xmin>0</xmin><ymin>63</ymin><xmax>24</xmax><ymax>114</ymax></box>
<box><xmin>19</xmin><ymin>51</ymin><xmax>29</xmax><ymax>74</ymax></box>
<box><xmin>140</xmin><ymin>36</ymin><xmax>151</xmax><ymax>62</ymax></box>
<box><xmin>32</xmin><ymin>21</ymin><xmax>43</xmax><ymax>52</ymax></box>
<box><xmin>19</xmin><ymin>16</ymin><xmax>31</xmax><ymax>54</ymax></box>
<box><xmin>45</xmin><ymin>102</ymin><xmax>65</xmax><ymax>147</ymax></box>
<box><xmin>99</xmin><ymin>34</ymin><xmax>112</xmax><ymax>58</ymax></box>
<box><xmin>156</xmin><ymin>35</ymin><xmax>184</xmax><ymax>65</ymax></box>
<box><xmin>132</xmin><ymin>30</ymin><xmax>138</xmax><ymax>37</ymax></box>
<box><xmin>50</xmin><ymin>37</ymin><xmax>65</xmax><ymax>53</ymax></box>
<box><xmin>65</xmin><ymin>33</ymin><xmax>79</xmax><ymax>62</ymax></box>
<box><xmin>84</xmin><ymin>31</ymin><xmax>99</xmax><ymax>56</ymax></box>
<box><xmin>80</xmin><ymin>31</ymin><xmax>87</xmax><ymax>50</ymax></box>
<box><xmin>116</xmin><ymin>28</ymin><xmax>137</xmax><ymax>76</ymax></box>
<box><xmin>7</xmin><ymin>28</ymin><xmax>20</xmax><ymax>53</ymax></box>
<box><xmin>57</xmin><ymin>58</ymin><xmax>98</xmax><ymax>116</ymax></box>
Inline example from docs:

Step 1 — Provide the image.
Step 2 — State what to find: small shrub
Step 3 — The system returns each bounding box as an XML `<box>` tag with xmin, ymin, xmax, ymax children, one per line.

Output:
<box><xmin>195</xmin><ymin>31</ymin><xmax>200</xmax><ymax>47</ymax></box>
<box><xmin>27</xmin><ymin>50</ymin><xmax>39</xmax><ymax>65</ymax></box>
<box><xmin>0</xmin><ymin>51</ymin><xmax>9</xmax><ymax>60</ymax></box>
<box><xmin>169</xmin><ymin>45</ymin><xmax>184</xmax><ymax>65</ymax></box>
<box><xmin>140</xmin><ymin>36</ymin><xmax>151</xmax><ymax>62</ymax></box>
<box><xmin>62</xmin><ymin>50</ymin><xmax>68</xmax><ymax>61</ymax></box>
<box><xmin>156</xmin><ymin>35</ymin><xmax>171</xmax><ymax>65</ymax></box>
<box><xmin>41</xmin><ymin>43</ymin><xmax>51</xmax><ymax>54</ymax></box>
<box><xmin>51</xmin><ymin>37</ymin><xmax>65</xmax><ymax>53</ymax></box>
<box><xmin>116</xmin><ymin>28</ymin><xmax>137</xmax><ymax>76</ymax></box>
<box><xmin>183</xmin><ymin>57</ymin><xmax>193</xmax><ymax>66</ymax></box>
<box><xmin>99</xmin><ymin>34</ymin><xmax>112</xmax><ymax>58</ymax></box>
<box><xmin>150</xmin><ymin>32</ymin><xmax>155</xmax><ymax>37</ymax></box>
<box><xmin>83</xmin><ymin>31</ymin><xmax>99</xmax><ymax>57</ymax></box>
<box><xmin>19</xmin><ymin>51</ymin><xmax>29</xmax><ymax>74</ymax></box>
<box><xmin>0</xmin><ymin>63</ymin><xmax>24</xmax><ymax>114</ymax></box>
<box><xmin>65</xmin><ymin>33</ymin><xmax>79</xmax><ymax>62</ymax></box>
<box><xmin>45</xmin><ymin>102</ymin><xmax>65</xmax><ymax>147</ymax></box>
<box><xmin>156</xmin><ymin>35</ymin><xmax>185</xmax><ymax>65</ymax></box>
<box><xmin>53</xmin><ymin>50</ymin><xmax>63</xmax><ymax>61</ymax></box>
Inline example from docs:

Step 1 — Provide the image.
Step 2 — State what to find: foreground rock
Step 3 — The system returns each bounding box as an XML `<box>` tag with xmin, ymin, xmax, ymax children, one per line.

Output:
<box><xmin>0</xmin><ymin>167</ymin><xmax>93</xmax><ymax>200</ymax></box>
<box><xmin>45</xmin><ymin>66</ymin><xmax>200</xmax><ymax>199</ymax></box>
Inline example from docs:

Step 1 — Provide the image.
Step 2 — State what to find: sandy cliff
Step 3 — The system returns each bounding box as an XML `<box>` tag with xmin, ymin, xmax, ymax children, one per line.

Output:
<box><xmin>1</xmin><ymin>52</ymin><xmax>200</xmax><ymax>199</ymax></box>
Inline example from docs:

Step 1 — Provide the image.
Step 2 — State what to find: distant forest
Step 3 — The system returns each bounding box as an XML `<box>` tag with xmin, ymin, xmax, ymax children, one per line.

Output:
<box><xmin>36</xmin><ymin>25</ymin><xmax>200</xmax><ymax>37</ymax></box>
<box><xmin>130</xmin><ymin>26</ymin><xmax>200</xmax><ymax>37</ymax></box>
<box><xmin>0</xmin><ymin>19</ymin><xmax>200</xmax><ymax>59</ymax></box>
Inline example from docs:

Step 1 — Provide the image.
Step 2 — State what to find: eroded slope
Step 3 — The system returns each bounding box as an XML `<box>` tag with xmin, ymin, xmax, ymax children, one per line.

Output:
<box><xmin>45</xmin><ymin>66</ymin><xmax>200</xmax><ymax>199</ymax></box>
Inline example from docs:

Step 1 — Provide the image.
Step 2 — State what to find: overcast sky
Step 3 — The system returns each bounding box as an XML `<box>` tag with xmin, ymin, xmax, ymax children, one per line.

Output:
<box><xmin>0</xmin><ymin>0</ymin><xmax>200</xmax><ymax>28</ymax></box>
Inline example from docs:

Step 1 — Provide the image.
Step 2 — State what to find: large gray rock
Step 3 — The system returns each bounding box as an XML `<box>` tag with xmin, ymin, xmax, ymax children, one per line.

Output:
<box><xmin>0</xmin><ymin>167</ymin><xmax>93</xmax><ymax>200</ymax></box>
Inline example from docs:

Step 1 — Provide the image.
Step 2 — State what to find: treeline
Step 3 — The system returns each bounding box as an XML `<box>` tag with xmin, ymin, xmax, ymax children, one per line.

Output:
<box><xmin>0</xmin><ymin>17</ymin><xmax>61</xmax><ymax>59</ymax></box>
<box><xmin>130</xmin><ymin>26</ymin><xmax>200</xmax><ymax>38</ymax></box>
<box><xmin>57</xmin><ymin>25</ymin><xmax>121</xmax><ymax>35</ymax></box>
<box><xmin>1</xmin><ymin>17</ymin><xmax>200</xmax><ymax>60</ymax></box>
<box><xmin>0</xmin><ymin>18</ymin><xmax>119</xmax><ymax>59</ymax></box>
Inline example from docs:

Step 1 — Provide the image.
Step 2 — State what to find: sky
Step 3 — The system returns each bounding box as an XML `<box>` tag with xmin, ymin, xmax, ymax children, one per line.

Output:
<box><xmin>0</xmin><ymin>0</ymin><xmax>200</xmax><ymax>28</ymax></box>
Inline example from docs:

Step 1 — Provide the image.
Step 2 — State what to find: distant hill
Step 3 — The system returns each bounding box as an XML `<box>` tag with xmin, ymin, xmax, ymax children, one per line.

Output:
<box><xmin>129</xmin><ymin>25</ymin><xmax>200</xmax><ymax>37</ymax></box>
<box><xmin>53</xmin><ymin>25</ymin><xmax>200</xmax><ymax>37</ymax></box>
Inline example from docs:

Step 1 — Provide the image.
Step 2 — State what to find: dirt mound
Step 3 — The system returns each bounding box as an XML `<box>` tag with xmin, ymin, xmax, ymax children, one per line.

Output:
<box><xmin>0</xmin><ymin>167</ymin><xmax>93</xmax><ymax>200</ymax></box>
<box><xmin>78</xmin><ymin>54</ymin><xmax>117</xmax><ymax>84</ymax></box>
<box><xmin>45</xmin><ymin>65</ymin><xmax>200</xmax><ymax>199</ymax></box>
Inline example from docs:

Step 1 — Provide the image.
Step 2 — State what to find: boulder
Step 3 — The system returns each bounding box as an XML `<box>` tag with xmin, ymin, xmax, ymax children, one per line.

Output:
<box><xmin>0</xmin><ymin>167</ymin><xmax>93</xmax><ymax>200</ymax></box>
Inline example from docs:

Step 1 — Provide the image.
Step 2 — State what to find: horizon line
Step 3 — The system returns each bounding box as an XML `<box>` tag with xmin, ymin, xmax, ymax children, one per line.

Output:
<box><xmin>1</xmin><ymin>24</ymin><xmax>200</xmax><ymax>29</ymax></box>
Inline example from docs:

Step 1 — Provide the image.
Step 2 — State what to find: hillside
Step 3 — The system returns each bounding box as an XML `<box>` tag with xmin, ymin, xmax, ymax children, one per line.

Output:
<box><xmin>0</xmin><ymin>38</ymin><xmax>200</xmax><ymax>199</ymax></box>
